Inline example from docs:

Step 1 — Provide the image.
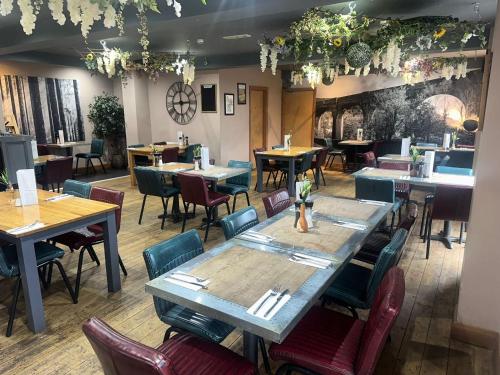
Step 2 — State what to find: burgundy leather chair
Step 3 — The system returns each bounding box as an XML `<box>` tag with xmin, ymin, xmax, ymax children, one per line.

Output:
<box><xmin>362</xmin><ymin>151</ymin><xmax>377</xmax><ymax>168</ymax></box>
<box><xmin>269</xmin><ymin>267</ymin><xmax>405</xmax><ymax>375</ymax></box>
<box><xmin>310</xmin><ymin>148</ymin><xmax>329</xmax><ymax>187</ymax></box>
<box><xmin>82</xmin><ymin>317</ymin><xmax>255</xmax><ymax>375</ymax></box>
<box><xmin>424</xmin><ymin>185</ymin><xmax>472</xmax><ymax>259</ymax></box>
<box><xmin>161</xmin><ymin>147</ymin><xmax>178</xmax><ymax>163</ymax></box>
<box><xmin>37</xmin><ymin>156</ymin><xmax>73</xmax><ymax>192</ymax></box>
<box><xmin>52</xmin><ymin>186</ymin><xmax>127</xmax><ymax>299</ymax></box>
<box><xmin>262</xmin><ymin>188</ymin><xmax>292</xmax><ymax>218</ymax></box>
<box><xmin>378</xmin><ymin>161</ymin><xmax>412</xmax><ymax>204</ymax></box>
<box><xmin>176</xmin><ymin>173</ymin><xmax>231</xmax><ymax>242</ymax></box>
<box><xmin>37</xmin><ymin>144</ymin><xmax>50</xmax><ymax>156</ymax></box>
<box><xmin>253</xmin><ymin>147</ymin><xmax>279</xmax><ymax>190</ymax></box>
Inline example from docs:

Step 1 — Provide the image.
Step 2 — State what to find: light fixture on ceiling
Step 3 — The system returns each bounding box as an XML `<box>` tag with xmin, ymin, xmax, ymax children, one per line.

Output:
<box><xmin>222</xmin><ymin>34</ymin><xmax>252</xmax><ymax>40</ymax></box>
<box><xmin>196</xmin><ymin>38</ymin><xmax>205</xmax><ymax>45</ymax></box>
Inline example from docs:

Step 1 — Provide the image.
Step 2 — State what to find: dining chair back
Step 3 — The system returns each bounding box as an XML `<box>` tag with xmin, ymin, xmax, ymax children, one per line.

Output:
<box><xmin>177</xmin><ymin>173</ymin><xmax>210</xmax><ymax>206</ymax></box>
<box><xmin>296</xmin><ymin>152</ymin><xmax>314</xmax><ymax>174</ymax></box>
<box><xmin>262</xmin><ymin>188</ymin><xmax>292</xmax><ymax>218</ymax></box>
<box><xmin>355</xmin><ymin>177</ymin><xmax>396</xmax><ymax>204</ymax></box>
<box><xmin>161</xmin><ymin>147</ymin><xmax>179</xmax><ymax>163</ymax></box>
<box><xmin>225</xmin><ymin>160</ymin><xmax>252</xmax><ymax>188</ymax></box>
<box><xmin>355</xmin><ymin>267</ymin><xmax>405</xmax><ymax>374</ymax></box>
<box><xmin>129</xmin><ymin>144</ymin><xmax>151</xmax><ymax>166</ymax></box>
<box><xmin>37</xmin><ymin>144</ymin><xmax>50</xmax><ymax>156</ymax></box>
<box><xmin>153</xmin><ymin>141</ymin><xmax>167</xmax><ymax>145</ymax></box>
<box><xmin>362</xmin><ymin>151</ymin><xmax>377</xmax><ymax>167</ymax></box>
<box><xmin>436</xmin><ymin>166</ymin><xmax>473</xmax><ymax>176</ymax></box>
<box><xmin>180</xmin><ymin>144</ymin><xmax>201</xmax><ymax>163</ymax></box>
<box><xmin>134</xmin><ymin>167</ymin><xmax>165</xmax><ymax>197</ymax></box>
<box><xmin>310</xmin><ymin>148</ymin><xmax>329</xmax><ymax>186</ymax></box>
<box><xmin>90</xmin><ymin>186</ymin><xmax>124</xmax><ymax>233</ymax></box>
<box><xmin>129</xmin><ymin>144</ymin><xmax>145</xmax><ymax>148</ymax></box>
<box><xmin>220</xmin><ymin>206</ymin><xmax>259</xmax><ymax>240</ymax></box>
<box><xmin>90</xmin><ymin>139</ymin><xmax>105</xmax><ymax>155</ymax></box>
<box><xmin>75</xmin><ymin>139</ymin><xmax>106</xmax><ymax>175</ymax></box>
<box><xmin>63</xmin><ymin>179</ymin><xmax>92</xmax><ymax>199</ymax></box>
<box><xmin>378</xmin><ymin>162</ymin><xmax>411</xmax><ymax>203</ymax></box>
<box><xmin>38</xmin><ymin>156</ymin><xmax>73</xmax><ymax>191</ymax></box>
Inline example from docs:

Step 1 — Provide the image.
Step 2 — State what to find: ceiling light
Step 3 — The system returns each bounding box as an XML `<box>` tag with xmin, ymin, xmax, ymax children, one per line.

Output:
<box><xmin>196</xmin><ymin>38</ymin><xmax>205</xmax><ymax>45</ymax></box>
<box><xmin>222</xmin><ymin>34</ymin><xmax>252</xmax><ymax>40</ymax></box>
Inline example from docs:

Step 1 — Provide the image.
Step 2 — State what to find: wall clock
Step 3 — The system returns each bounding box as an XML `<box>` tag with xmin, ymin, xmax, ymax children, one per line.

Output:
<box><xmin>166</xmin><ymin>82</ymin><xmax>197</xmax><ymax>125</ymax></box>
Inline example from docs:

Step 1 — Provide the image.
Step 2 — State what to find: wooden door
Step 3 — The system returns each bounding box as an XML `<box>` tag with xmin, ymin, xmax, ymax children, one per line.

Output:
<box><xmin>249</xmin><ymin>86</ymin><xmax>268</xmax><ymax>166</ymax></box>
<box><xmin>281</xmin><ymin>89</ymin><xmax>316</xmax><ymax>147</ymax></box>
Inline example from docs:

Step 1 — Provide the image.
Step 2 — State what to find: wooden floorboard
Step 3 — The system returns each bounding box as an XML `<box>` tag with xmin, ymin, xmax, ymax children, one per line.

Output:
<box><xmin>0</xmin><ymin>167</ymin><xmax>493</xmax><ymax>374</ymax></box>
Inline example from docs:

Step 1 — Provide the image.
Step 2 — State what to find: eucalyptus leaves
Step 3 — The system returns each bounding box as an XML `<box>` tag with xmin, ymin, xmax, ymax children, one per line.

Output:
<box><xmin>260</xmin><ymin>4</ymin><xmax>487</xmax><ymax>88</ymax></box>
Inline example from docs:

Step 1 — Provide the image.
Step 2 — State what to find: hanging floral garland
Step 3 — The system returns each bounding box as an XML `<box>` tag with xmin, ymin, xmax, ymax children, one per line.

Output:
<box><xmin>259</xmin><ymin>3</ymin><xmax>487</xmax><ymax>88</ymax></box>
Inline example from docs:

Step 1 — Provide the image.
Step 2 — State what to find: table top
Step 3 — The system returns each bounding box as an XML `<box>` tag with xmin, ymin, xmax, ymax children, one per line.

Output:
<box><xmin>148</xmin><ymin>162</ymin><xmax>194</xmax><ymax>174</ymax></box>
<box><xmin>377</xmin><ymin>154</ymin><xmax>423</xmax><ymax>163</ymax></box>
<box><xmin>149</xmin><ymin>163</ymin><xmax>248</xmax><ymax>182</ymax></box>
<box><xmin>338</xmin><ymin>140</ymin><xmax>373</xmax><ymax>146</ymax></box>
<box><xmin>46</xmin><ymin>142</ymin><xmax>78</xmax><ymax>148</ymax></box>
<box><xmin>353</xmin><ymin>167</ymin><xmax>475</xmax><ymax>188</ymax></box>
<box><xmin>33</xmin><ymin>155</ymin><xmax>64</xmax><ymax>166</ymax></box>
<box><xmin>255</xmin><ymin>146</ymin><xmax>321</xmax><ymax>158</ymax></box>
<box><xmin>414</xmin><ymin>146</ymin><xmax>475</xmax><ymax>152</ymax></box>
<box><xmin>0</xmin><ymin>190</ymin><xmax>117</xmax><ymax>238</ymax></box>
<box><xmin>127</xmin><ymin>144</ymin><xmax>187</xmax><ymax>154</ymax></box>
<box><xmin>145</xmin><ymin>194</ymin><xmax>390</xmax><ymax>343</ymax></box>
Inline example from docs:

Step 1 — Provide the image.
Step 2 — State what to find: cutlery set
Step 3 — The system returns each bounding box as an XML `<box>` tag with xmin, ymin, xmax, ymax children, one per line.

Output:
<box><xmin>166</xmin><ymin>272</ymin><xmax>209</xmax><ymax>289</ymax></box>
<box><xmin>252</xmin><ymin>286</ymin><xmax>290</xmax><ymax>318</ymax></box>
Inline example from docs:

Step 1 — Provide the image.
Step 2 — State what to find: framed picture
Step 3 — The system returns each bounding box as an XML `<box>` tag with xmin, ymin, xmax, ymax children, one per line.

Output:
<box><xmin>201</xmin><ymin>84</ymin><xmax>217</xmax><ymax>112</ymax></box>
<box><xmin>237</xmin><ymin>83</ymin><xmax>246</xmax><ymax>104</ymax></box>
<box><xmin>224</xmin><ymin>93</ymin><xmax>235</xmax><ymax>116</ymax></box>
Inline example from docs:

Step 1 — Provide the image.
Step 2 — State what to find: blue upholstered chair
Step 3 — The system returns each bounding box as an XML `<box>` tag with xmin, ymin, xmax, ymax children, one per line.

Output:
<box><xmin>179</xmin><ymin>143</ymin><xmax>201</xmax><ymax>163</ymax></box>
<box><xmin>355</xmin><ymin>176</ymin><xmax>403</xmax><ymax>233</ymax></box>
<box><xmin>142</xmin><ymin>230</ymin><xmax>234</xmax><ymax>343</ymax></box>
<box><xmin>322</xmin><ymin>228</ymin><xmax>408</xmax><ymax>318</ymax></box>
<box><xmin>278</xmin><ymin>152</ymin><xmax>315</xmax><ymax>189</ymax></box>
<box><xmin>75</xmin><ymin>139</ymin><xmax>106</xmax><ymax>175</ymax></box>
<box><xmin>134</xmin><ymin>167</ymin><xmax>180</xmax><ymax>230</ymax></box>
<box><xmin>220</xmin><ymin>206</ymin><xmax>259</xmax><ymax>240</ymax></box>
<box><xmin>0</xmin><ymin>242</ymin><xmax>77</xmax><ymax>336</ymax></box>
<box><xmin>63</xmin><ymin>179</ymin><xmax>92</xmax><ymax>199</ymax></box>
<box><xmin>217</xmin><ymin>160</ymin><xmax>252</xmax><ymax>213</ymax></box>
<box><xmin>436</xmin><ymin>166</ymin><xmax>473</xmax><ymax>176</ymax></box>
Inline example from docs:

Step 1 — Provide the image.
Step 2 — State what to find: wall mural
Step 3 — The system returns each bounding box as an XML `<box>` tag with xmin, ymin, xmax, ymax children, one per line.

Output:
<box><xmin>0</xmin><ymin>75</ymin><xmax>84</xmax><ymax>143</ymax></box>
<box><xmin>315</xmin><ymin>70</ymin><xmax>482</xmax><ymax>146</ymax></box>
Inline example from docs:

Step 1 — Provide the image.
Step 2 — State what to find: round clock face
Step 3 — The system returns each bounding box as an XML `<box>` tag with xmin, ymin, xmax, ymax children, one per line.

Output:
<box><xmin>166</xmin><ymin>82</ymin><xmax>197</xmax><ymax>125</ymax></box>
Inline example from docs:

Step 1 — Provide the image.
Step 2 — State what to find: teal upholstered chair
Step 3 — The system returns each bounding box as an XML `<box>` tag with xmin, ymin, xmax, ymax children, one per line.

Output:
<box><xmin>278</xmin><ymin>152</ymin><xmax>315</xmax><ymax>189</ymax></box>
<box><xmin>220</xmin><ymin>206</ymin><xmax>259</xmax><ymax>240</ymax></box>
<box><xmin>63</xmin><ymin>179</ymin><xmax>92</xmax><ymax>199</ymax></box>
<box><xmin>143</xmin><ymin>230</ymin><xmax>234</xmax><ymax>343</ymax></box>
<box><xmin>134</xmin><ymin>167</ymin><xmax>180</xmax><ymax>230</ymax></box>
<box><xmin>217</xmin><ymin>160</ymin><xmax>252</xmax><ymax>213</ymax></box>
<box><xmin>75</xmin><ymin>139</ymin><xmax>106</xmax><ymax>175</ymax></box>
<box><xmin>0</xmin><ymin>242</ymin><xmax>77</xmax><ymax>336</ymax></box>
<box><xmin>179</xmin><ymin>143</ymin><xmax>201</xmax><ymax>163</ymax></box>
<box><xmin>355</xmin><ymin>176</ymin><xmax>402</xmax><ymax>233</ymax></box>
<box><xmin>436</xmin><ymin>166</ymin><xmax>473</xmax><ymax>176</ymax></box>
<box><xmin>322</xmin><ymin>228</ymin><xmax>408</xmax><ymax>318</ymax></box>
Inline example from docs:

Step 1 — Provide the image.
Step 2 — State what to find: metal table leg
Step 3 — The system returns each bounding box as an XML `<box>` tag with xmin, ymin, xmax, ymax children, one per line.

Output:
<box><xmin>256</xmin><ymin>155</ymin><xmax>264</xmax><ymax>193</ymax></box>
<box><xmin>243</xmin><ymin>331</ymin><xmax>259</xmax><ymax>364</ymax></box>
<box><xmin>102</xmin><ymin>211</ymin><xmax>121</xmax><ymax>293</ymax></box>
<box><xmin>287</xmin><ymin>158</ymin><xmax>296</xmax><ymax>197</ymax></box>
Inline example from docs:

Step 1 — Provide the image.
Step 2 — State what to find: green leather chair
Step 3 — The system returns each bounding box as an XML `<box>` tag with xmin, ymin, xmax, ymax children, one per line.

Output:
<box><xmin>179</xmin><ymin>143</ymin><xmax>201</xmax><ymax>163</ymax></box>
<box><xmin>63</xmin><ymin>179</ymin><xmax>92</xmax><ymax>199</ymax></box>
<box><xmin>322</xmin><ymin>228</ymin><xmax>408</xmax><ymax>318</ymax></box>
<box><xmin>220</xmin><ymin>206</ymin><xmax>259</xmax><ymax>240</ymax></box>
<box><xmin>75</xmin><ymin>139</ymin><xmax>106</xmax><ymax>175</ymax></box>
<box><xmin>143</xmin><ymin>230</ymin><xmax>234</xmax><ymax>343</ymax></box>
<box><xmin>0</xmin><ymin>242</ymin><xmax>77</xmax><ymax>336</ymax></box>
<box><xmin>217</xmin><ymin>160</ymin><xmax>252</xmax><ymax>213</ymax></box>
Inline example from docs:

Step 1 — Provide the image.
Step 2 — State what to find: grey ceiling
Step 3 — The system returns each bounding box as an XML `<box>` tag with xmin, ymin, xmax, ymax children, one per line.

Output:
<box><xmin>0</xmin><ymin>0</ymin><xmax>496</xmax><ymax>69</ymax></box>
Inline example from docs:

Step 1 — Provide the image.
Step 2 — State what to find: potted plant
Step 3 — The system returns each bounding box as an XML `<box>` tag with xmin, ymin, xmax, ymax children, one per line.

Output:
<box><xmin>294</xmin><ymin>177</ymin><xmax>313</xmax><ymax>232</ymax></box>
<box><xmin>0</xmin><ymin>169</ymin><xmax>11</xmax><ymax>192</ymax></box>
<box><xmin>88</xmin><ymin>93</ymin><xmax>126</xmax><ymax>168</ymax></box>
<box><xmin>451</xmin><ymin>129</ymin><xmax>459</xmax><ymax>149</ymax></box>
<box><xmin>409</xmin><ymin>146</ymin><xmax>421</xmax><ymax>176</ymax></box>
<box><xmin>149</xmin><ymin>144</ymin><xmax>162</xmax><ymax>167</ymax></box>
<box><xmin>192</xmin><ymin>145</ymin><xmax>202</xmax><ymax>170</ymax></box>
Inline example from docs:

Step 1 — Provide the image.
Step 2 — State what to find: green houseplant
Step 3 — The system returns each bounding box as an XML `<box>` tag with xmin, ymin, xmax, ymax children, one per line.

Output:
<box><xmin>88</xmin><ymin>93</ymin><xmax>126</xmax><ymax>168</ymax></box>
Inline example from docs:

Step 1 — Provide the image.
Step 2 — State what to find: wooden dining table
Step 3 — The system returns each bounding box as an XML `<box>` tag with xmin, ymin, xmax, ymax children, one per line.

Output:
<box><xmin>255</xmin><ymin>146</ymin><xmax>322</xmax><ymax>197</ymax></box>
<box><xmin>33</xmin><ymin>154</ymin><xmax>65</xmax><ymax>166</ymax></box>
<box><xmin>145</xmin><ymin>194</ymin><xmax>392</xmax><ymax>366</ymax></box>
<box><xmin>0</xmin><ymin>190</ymin><xmax>122</xmax><ymax>333</ymax></box>
<box><xmin>127</xmin><ymin>145</ymin><xmax>187</xmax><ymax>186</ymax></box>
<box><xmin>46</xmin><ymin>142</ymin><xmax>79</xmax><ymax>156</ymax></box>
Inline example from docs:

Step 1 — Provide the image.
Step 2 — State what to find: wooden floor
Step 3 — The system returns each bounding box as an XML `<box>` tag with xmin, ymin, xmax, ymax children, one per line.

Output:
<box><xmin>0</xmin><ymin>168</ymin><xmax>494</xmax><ymax>375</ymax></box>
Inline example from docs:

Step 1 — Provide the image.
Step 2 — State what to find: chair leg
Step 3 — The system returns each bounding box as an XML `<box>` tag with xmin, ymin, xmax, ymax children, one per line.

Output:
<box><xmin>85</xmin><ymin>159</ymin><xmax>90</xmax><ymax>176</ymax></box>
<box><xmin>74</xmin><ymin>157</ymin><xmax>79</xmax><ymax>175</ymax></box>
<box><xmin>161</xmin><ymin>197</ymin><xmax>168</xmax><ymax>230</ymax></box>
<box><xmin>38</xmin><ymin>268</ymin><xmax>49</xmax><ymax>290</ymax></box>
<box><xmin>426</xmin><ymin>218</ymin><xmax>432</xmax><ymax>259</ymax></box>
<box><xmin>348</xmin><ymin>306</ymin><xmax>359</xmax><ymax>319</ymax></box>
<box><xmin>90</xmin><ymin>159</ymin><xmax>97</xmax><ymax>175</ymax></box>
<box><xmin>265</xmin><ymin>171</ymin><xmax>272</xmax><ymax>187</ymax></box>
<box><xmin>139</xmin><ymin>195</ymin><xmax>147</xmax><ymax>225</ymax></box>
<box><xmin>119</xmin><ymin>256</ymin><xmax>128</xmax><ymax>276</ymax></box>
<box><xmin>320</xmin><ymin>168</ymin><xmax>326</xmax><ymax>186</ymax></box>
<box><xmin>87</xmin><ymin>245</ymin><xmax>100</xmax><ymax>266</ymax></box>
<box><xmin>459</xmin><ymin>222</ymin><xmax>465</xmax><ymax>244</ymax></box>
<box><xmin>258</xmin><ymin>337</ymin><xmax>272</xmax><ymax>375</ymax></box>
<box><xmin>52</xmin><ymin>260</ymin><xmax>78</xmax><ymax>304</ymax></box>
<box><xmin>181</xmin><ymin>203</ymin><xmax>189</xmax><ymax>233</ymax></box>
<box><xmin>46</xmin><ymin>262</ymin><xmax>54</xmax><ymax>286</ymax></box>
<box><xmin>75</xmin><ymin>247</ymin><xmax>88</xmax><ymax>299</ymax></box>
<box><xmin>163</xmin><ymin>327</ymin><xmax>174</xmax><ymax>342</ymax></box>
<box><xmin>423</xmin><ymin>209</ymin><xmax>431</xmax><ymax>243</ymax></box>
<box><xmin>204</xmin><ymin>207</ymin><xmax>212</xmax><ymax>242</ymax></box>
<box><xmin>225</xmin><ymin>202</ymin><xmax>231</xmax><ymax>216</ymax></box>
<box><xmin>420</xmin><ymin>200</ymin><xmax>428</xmax><ymax>238</ymax></box>
<box><xmin>98</xmin><ymin>157</ymin><xmax>106</xmax><ymax>173</ymax></box>
<box><xmin>232</xmin><ymin>194</ymin><xmax>237</xmax><ymax>213</ymax></box>
<box><xmin>6</xmin><ymin>278</ymin><xmax>22</xmax><ymax>337</ymax></box>
<box><xmin>245</xmin><ymin>191</ymin><xmax>250</xmax><ymax>206</ymax></box>
<box><xmin>390</xmin><ymin>212</ymin><xmax>396</xmax><ymax>236</ymax></box>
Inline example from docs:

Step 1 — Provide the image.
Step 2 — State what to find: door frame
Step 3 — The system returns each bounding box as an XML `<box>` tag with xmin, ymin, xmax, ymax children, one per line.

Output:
<box><xmin>249</xmin><ymin>86</ymin><xmax>268</xmax><ymax>162</ymax></box>
<box><xmin>281</xmin><ymin>88</ymin><xmax>316</xmax><ymax>146</ymax></box>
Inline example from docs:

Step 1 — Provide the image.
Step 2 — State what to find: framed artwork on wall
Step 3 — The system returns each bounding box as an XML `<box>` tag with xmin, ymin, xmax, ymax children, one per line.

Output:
<box><xmin>224</xmin><ymin>93</ymin><xmax>235</xmax><ymax>115</ymax></box>
<box><xmin>201</xmin><ymin>84</ymin><xmax>217</xmax><ymax>112</ymax></box>
<box><xmin>237</xmin><ymin>83</ymin><xmax>246</xmax><ymax>104</ymax></box>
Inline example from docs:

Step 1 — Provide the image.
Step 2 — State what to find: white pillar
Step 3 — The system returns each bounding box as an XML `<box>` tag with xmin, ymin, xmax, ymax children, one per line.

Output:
<box><xmin>456</xmin><ymin>1</ymin><xmax>500</xmax><ymax>345</ymax></box>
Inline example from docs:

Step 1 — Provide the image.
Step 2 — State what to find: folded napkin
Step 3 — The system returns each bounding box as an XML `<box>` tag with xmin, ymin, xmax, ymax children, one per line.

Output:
<box><xmin>289</xmin><ymin>253</ymin><xmax>331</xmax><ymax>269</ymax></box>
<box><xmin>247</xmin><ymin>289</ymin><xmax>291</xmax><ymax>320</ymax></box>
<box><xmin>46</xmin><ymin>194</ymin><xmax>73</xmax><ymax>202</ymax></box>
<box><xmin>7</xmin><ymin>221</ymin><xmax>45</xmax><ymax>235</ymax></box>
<box><xmin>332</xmin><ymin>221</ymin><xmax>367</xmax><ymax>231</ymax></box>
<box><xmin>358</xmin><ymin>199</ymin><xmax>387</xmax><ymax>206</ymax></box>
<box><xmin>165</xmin><ymin>272</ymin><xmax>210</xmax><ymax>291</ymax></box>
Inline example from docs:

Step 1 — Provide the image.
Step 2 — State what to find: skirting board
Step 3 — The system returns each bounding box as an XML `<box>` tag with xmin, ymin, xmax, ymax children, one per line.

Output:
<box><xmin>451</xmin><ymin>322</ymin><xmax>499</xmax><ymax>374</ymax></box>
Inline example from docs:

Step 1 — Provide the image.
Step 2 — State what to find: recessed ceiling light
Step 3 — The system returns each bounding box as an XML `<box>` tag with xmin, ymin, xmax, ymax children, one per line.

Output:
<box><xmin>222</xmin><ymin>34</ymin><xmax>252</xmax><ymax>40</ymax></box>
<box><xmin>196</xmin><ymin>38</ymin><xmax>205</xmax><ymax>45</ymax></box>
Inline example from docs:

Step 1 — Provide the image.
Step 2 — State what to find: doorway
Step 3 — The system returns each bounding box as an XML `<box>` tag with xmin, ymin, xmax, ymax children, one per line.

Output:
<box><xmin>249</xmin><ymin>86</ymin><xmax>268</xmax><ymax>166</ymax></box>
<box><xmin>281</xmin><ymin>88</ymin><xmax>316</xmax><ymax>146</ymax></box>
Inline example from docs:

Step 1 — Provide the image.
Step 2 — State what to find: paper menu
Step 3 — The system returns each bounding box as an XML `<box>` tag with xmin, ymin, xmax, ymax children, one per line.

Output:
<box><xmin>356</xmin><ymin>128</ymin><xmax>363</xmax><ymax>141</ymax></box>
<box><xmin>401</xmin><ymin>137</ymin><xmax>411</xmax><ymax>157</ymax></box>
<box><xmin>16</xmin><ymin>169</ymin><xmax>38</xmax><ymax>206</ymax></box>
<box><xmin>423</xmin><ymin>151</ymin><xmax>435</xmax><ymax>178</ymax></box>
<box><xmin>58</xmin><ymin>130</ymin><xmax>65</xmax><ymax>145</ymax></box>
<box><xmin>284</xmin><ymin>134</ymin><xmax>291</xmax><ymax>150</ymax></box>
<box><xmin>443</xmin><ymin>133</ymin><xmax>451</xmax><ymax>149</ymax></box>
<box><xmin>31</xmin><ymin>140</ymin><xmax>38</xmax><ymax>159</ymax></box>
<box><xmin>200</xmin><ymin>146</ymin><xmax>210</xmax><ymax>170</ymax></box>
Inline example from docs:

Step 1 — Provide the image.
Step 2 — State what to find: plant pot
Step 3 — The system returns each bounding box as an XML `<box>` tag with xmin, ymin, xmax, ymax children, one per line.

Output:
<box><xmin>111</xmin><ymin>154</ymin><xmax>125</xmax><ymax>169</ymax></box>
<box><xmin>194</xmin><ymin>157</ymin><xmax>201</xmax><ymax>170</ymax></box>
<box><xmin>153</xmin><ymin>153</ymin><xmax>162</xmax><ymax>167</ymax></box>
<box><xmin>410</xmin><ymin>163</ymin><xmax>418</xmax><ymax>177</ymax></box>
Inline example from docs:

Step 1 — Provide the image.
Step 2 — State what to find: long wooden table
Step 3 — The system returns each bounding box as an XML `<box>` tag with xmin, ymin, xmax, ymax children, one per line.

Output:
<box><xmin>0</xmin><ymin>190</ymin><xmax>121</xmax><ymax>333</ymax></box>
<box><xmin>145</xmin><ymin>195</ymin><xmax>392</xmax><ymax>365</ymax></box>
<box><xmin>255</xmin><ymin>146</ymin><xmax>322</xmax><ymax>197</ymax></box>
<box><xmin>33</xmin><ymin>154</ymin><xmax>65</xmax><ymax>166</ymax></box>
<box><xmin>127</xmin><ymin>145</ymin><xmax>187</xmax><ymax>186</ymax></box>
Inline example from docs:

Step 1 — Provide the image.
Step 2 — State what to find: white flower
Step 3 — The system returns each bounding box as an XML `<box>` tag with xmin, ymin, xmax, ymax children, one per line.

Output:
<box><xmin>67</xmin><ymin>0</ymin><xmax>81</xmax><ymax>25</ymax></box>
<box><xmin>173</xmin><ymin>0</ymin><xmax>181</xmax><ymax>17</ymax></box>
<box><xmin>48</xmin><ymin>0</ymin><xmax>65</xmax><ymax>25</ymax></box>
<box><xmin>372</xmin><ymin>50</ymin><xmax>381</xmax><ymax>69</ymax></box>
<box><xmin>416</xmin><ymin>35</ymin><xmax>432</xmax><ymax>50</ymax></box>
<box><xmin>344</xmin><ymin>59</ymin><xmax>350</xmax><ymax>75</ymax></box>
<box><xmin>362</xmin><ymin>64</ymin><xmax>370</xmax><ymax>76</ymax></box>
<box><xmin>0</xmin><ymin>0</ymin><xmax>13</xmax><ymax>16</ymax></box>
<box><xmin>461</xmin><ymin>33</ymin><xmax>472</xmax><ymax>44</ymax></box>
<box><xmin>183</xmin><ymin>63</ymin><xmax>195</xmax><ymax>84</ymax></box>
<box><xmin>260</xmin><ymin>44</ymin><xmax>269</xmax><ymax>72</ymax></box>
<box><xmin>97</xmin><ymin>57</ymin><xmax>105</xmax><ymax>74</ymax></box>
<box><xmin>382</xmin><ymin>39</ymin><xmax>401</xmax><ymax>77</ymax></box>
<box><xmin>302</xmin><ymin>63</ymin><xmax>322</xmax><ymax>89</ymax></box>
<box><xmin>80</xmin><ymin>0</ymin><xmax>102</xmax><ymax>38</ymax></box>
<box><xmin>103</xmin><ymin>4</ymin><xmax>116</xmax><ymax>28</ymax></box>
<box><xmin>18</xmin><ymin>0</ymin><xmax>36</xmax><ymax>35</ymax></box>
<box><xmin>269</xmin><ymin>47</ymin><xmax>278</xmax><ymax>75</ymax></box>
<box><xmin>291</xmin><ymin>71</ymin><xmax>303</xmax><ymax>86</ymax></box>
<box><xmin>354</xmin><ymin>67</ymin><xmax>361</xmax><ymax>77</ymax></box>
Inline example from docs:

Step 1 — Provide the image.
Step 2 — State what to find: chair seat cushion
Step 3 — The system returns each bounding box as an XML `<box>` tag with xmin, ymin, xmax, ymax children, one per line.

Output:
<box><xmin>216</xmin><ymin>184</ymin><xmax>248</xmax><ymax>196</ymax></box>
<box><xmin>158</xmin><ymin>333</ymin><xmax>254</xmax><ymax>375</ymax></box>
<box><xmin>0</xmin><ymin>242</ymin><xmax>65</xmax><ymax>278</ymax></box>
<box><xmin>207</xmin><ymin>191</ymin><xmax>230</xmax><ymax>206</ymax></box>
<box><xmin>75</xmin><ymin>152</ymin><xmax>101</xmax><ymax>159</ymax></box>
<box><xmin>269</xmin><ymin>306</ymin><xmax>364</xmax><ymax>375</ymax></box>
<box><xmin>323</xmin><ymin>263</ymin><xmax>372</xmax><ymax>309</ymax></box>
<box><xmin>52</xmin><ymin>225</ymin><xmax>104</xmax><ymax>250</ymax></box>
<box><xmin>354</xmin><ymin>232</ymin><xmax>391</xmax><ymax>264</ymax></box>
<box><xmin>161</xmin><ymin>305</ymin><xmax>234</xmax><ymax>343</ymax></box>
